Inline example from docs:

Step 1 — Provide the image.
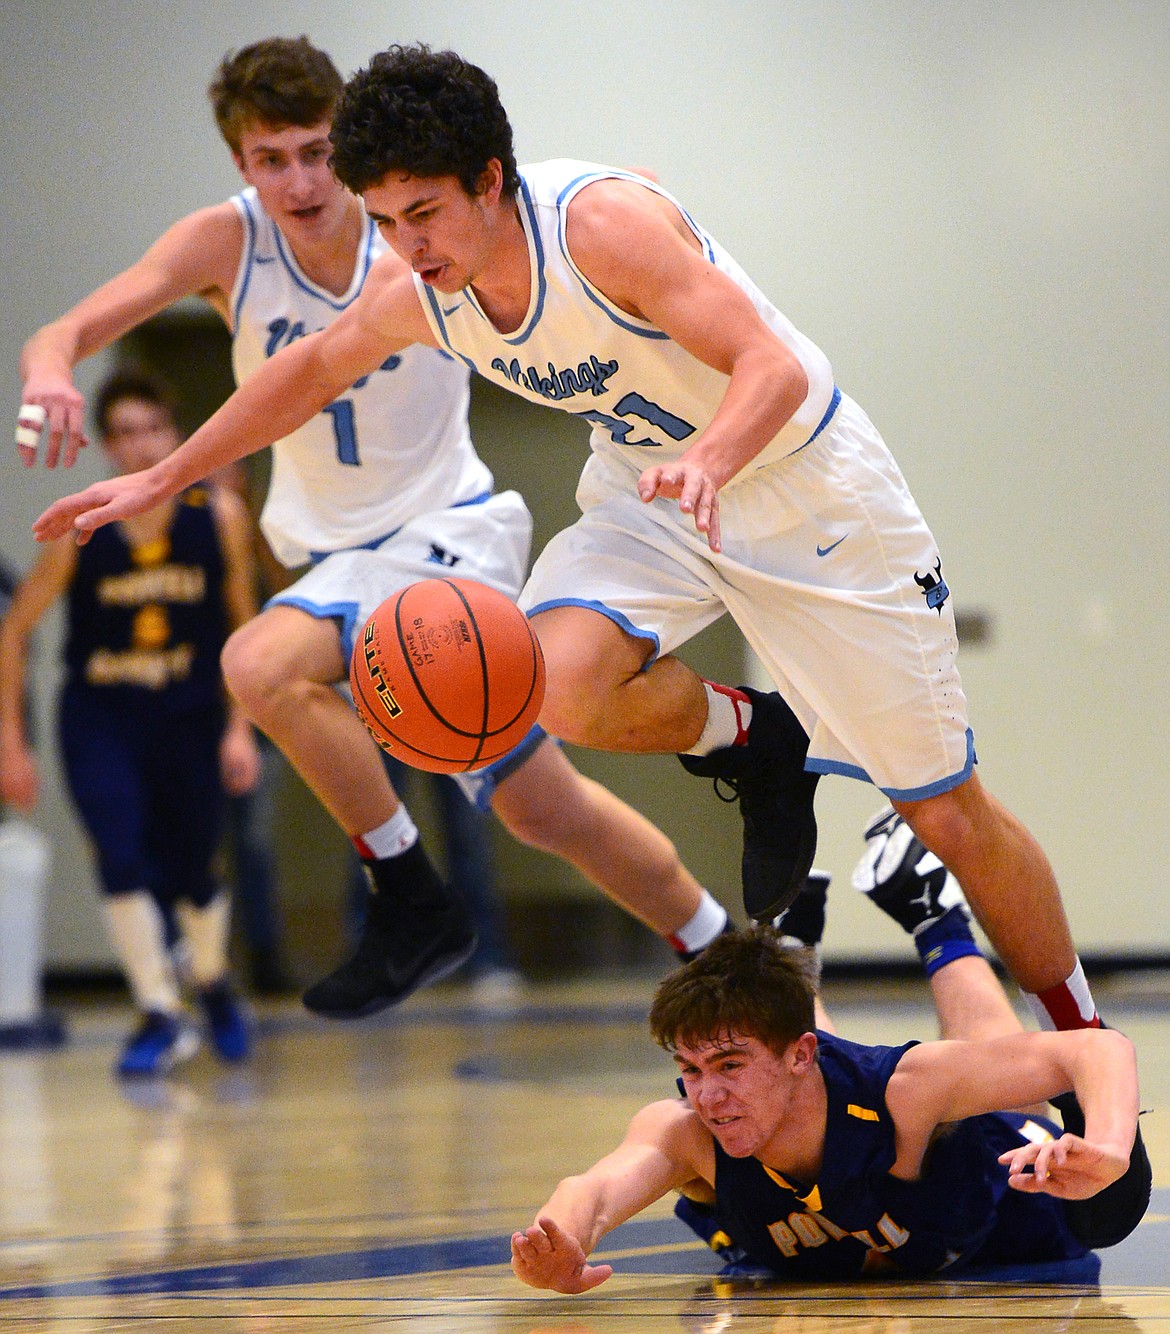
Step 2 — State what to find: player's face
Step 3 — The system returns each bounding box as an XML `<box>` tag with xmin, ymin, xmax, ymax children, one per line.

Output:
<box><xmin>102</xmin><ymin>398</ymin><xmax>182</xmax><ymax>474</ymax></box>
<box><xmin>234</xmin><ymin>120</ymin><xmax>350</xmax><ymax>242</ymax></box>
<box><xmin>362</xmin><ymin>163</ymin><xmax>504</xmax><ymax>294</ymax></box>
<box><xmin>674</xmin><ymin>1033</ymin><xmax>807</xmax><ymax>1160</ymax></box>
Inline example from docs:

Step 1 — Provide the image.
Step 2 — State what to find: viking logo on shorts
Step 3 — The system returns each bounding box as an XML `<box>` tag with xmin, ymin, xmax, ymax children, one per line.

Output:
<box><xmin>914</xmin><ymin>559</ymin><xmax>950</xmax><ymax>613</ymax></box>
<box><xmin>363</xmin><ymin>624</ymin><xmax>403</xmax><ymax>719</ymax></box>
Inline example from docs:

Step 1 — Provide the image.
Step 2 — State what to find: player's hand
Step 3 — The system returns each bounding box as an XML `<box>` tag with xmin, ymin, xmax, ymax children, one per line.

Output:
<box><xmin>510</xmin><ymin>1216</ymin><xmax>614</xmax><ymax>1293</ymax></box>
<box><xmin>999</xmin><ymin>1132</ymin><xmax>1129</xmax><ymax>1200</ymax></box>
<box><xmin>33</xmin><ymin>473</ymin><xmax>166</xmax><ymax>545</ymax></box>
<box><xmin>220</xmin><ymin>721</ymin><xmax>261</xmax><ymax>797</ymax></box>
<box><xmin>637</xmin><ymin>462</ymin><xmax>722</xmax><ymax>553</ymax></box>
<box><xmin>0</xmin><ymin>742</ymin><xmax>39</xmax><ymax>810</ymax></box>
<box><xmin>15</xmin><ymin>375</ymin><xmax>89</xmax><ymax>468</ymax></box>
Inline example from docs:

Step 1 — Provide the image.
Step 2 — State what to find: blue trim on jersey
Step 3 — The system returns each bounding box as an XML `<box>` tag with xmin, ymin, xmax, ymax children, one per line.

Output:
<box><xmin>272</xmin><ymin>226</ymin><xmax>362</xmax><ymax>312</ymax></box>
<box><xmin>554</xmin><ymin>171</ymin><xmax>672</xmax><ymax>340</ymax></box>
<box><xmin>232</xmin><ymin>194</ymin><xmax>259</xmax><ymax>332</ymax></box>
<box><xmin>303</xmin><ymin>490</ymin><xmax>494</xmax><ymax>565</ymax></box>
<box><xmin>263</xmin><ymin>594</ymin><xmax>363</xmax><ymax>662</ymax></box>
<box><xmin>524</xmin><ymin>597</ymin><xmax>661</xmax><ymax>664</ymax></box>
<box><xmin>787</xmin><ymin>385</ymin><xmax>842</xmax><ymax>457</ymax></box>
<box><xmin>466</xmin><ymin>179</ymin><xmax>548</xmax><ymax>346</ymax></box>
<box><xmin>806</xmin><ymin>727</ymin><xmax>977</xmax><ymax>801</ymax></box>
<box><xmin>421</xmin><ymin>284</ymin><xmax>480</xmax><ymax>373</ymax></box>
<box><xmin>359</xmin><ymin>216</ymin><xmax>379</xmax><ymax>285</ymax></box>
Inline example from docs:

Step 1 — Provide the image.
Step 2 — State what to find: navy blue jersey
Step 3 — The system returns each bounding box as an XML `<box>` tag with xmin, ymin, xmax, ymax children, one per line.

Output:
<box><xmin>692</xmin><ymin>1031</ymin><xmax>1084</xmax><ymax>1279</ymax></box>
<box><xmin>63</xmin><ymin>490</ymin><xmax>227</xmax><ymax>713</ymax></box>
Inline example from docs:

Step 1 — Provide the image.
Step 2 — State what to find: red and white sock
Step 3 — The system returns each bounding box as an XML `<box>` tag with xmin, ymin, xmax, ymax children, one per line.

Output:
<box><xmin>353</xmin><ymin>806</ymin><xmax>419</xmax><ymax>862</ymax></box>
<box><xmin>1026</xmin><ymin>958</ymin><xmax>1101</xmax><ymax>1031</ymax></box>
<box><xmin>684</xmin><ymin>681</ymin><xmax>752</xmax><ymax>757</ymax></box>
<box><xmin>668</xmin><ymin>890</ymin><xmax>729</xmax><ymax>957</ymax></box>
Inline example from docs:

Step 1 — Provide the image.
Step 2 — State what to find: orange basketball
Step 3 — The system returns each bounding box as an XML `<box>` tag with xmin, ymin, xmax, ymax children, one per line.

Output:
<box><xmin>349</xmin><ymin>577</ymin><xmax>546</xmax><ymax>773</ymax></box>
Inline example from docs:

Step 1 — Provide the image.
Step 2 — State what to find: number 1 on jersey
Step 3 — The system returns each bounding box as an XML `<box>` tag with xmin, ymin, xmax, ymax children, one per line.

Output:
<box><xmin>324</xmin><ymin>399</ymin><xmax>360</xmax><ymax>466</ymax></box>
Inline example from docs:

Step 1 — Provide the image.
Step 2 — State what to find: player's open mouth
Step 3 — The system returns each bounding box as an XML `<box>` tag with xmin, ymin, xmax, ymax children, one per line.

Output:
<box><xmin>416</xmin><ymin>263</ymin><xmax>446</xmax><ymax>283</ymax></box>
<box><xmin>291</xmin><ymin>205</ymin><xmax>324</xmax><ymax>221</ymax></box>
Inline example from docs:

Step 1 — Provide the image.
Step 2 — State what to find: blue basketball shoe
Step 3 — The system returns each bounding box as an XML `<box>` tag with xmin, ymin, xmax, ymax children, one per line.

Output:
<box><xmin>116</xmin><ymin>1011</ymin><xmax>200</xmax><ymax>1078</ymax></box>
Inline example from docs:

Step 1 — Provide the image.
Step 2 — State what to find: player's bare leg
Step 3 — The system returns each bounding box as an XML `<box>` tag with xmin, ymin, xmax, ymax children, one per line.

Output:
<box><xmin>491</xmin><ymin>739</ymin><xmax>727</xmax><ymax>954</ymax></box>
<box><xmin>530</xmin><ymin>604</ymin><xmax>819</xmax><ymax>919</ymax></box>
<box><xmin>222</xmin><ymin>605</ymin><xmax>476</xmax><ymax>1017</ymax></box>
<box><xmin>222</xmin><ymin>605</ymin><xmax>400</xmax><ymax>835</ymax></box>
<box><xmin>892</xmin><ymin>776</ymin><xmax>1077</xmax><ymax>1002</ymax></box>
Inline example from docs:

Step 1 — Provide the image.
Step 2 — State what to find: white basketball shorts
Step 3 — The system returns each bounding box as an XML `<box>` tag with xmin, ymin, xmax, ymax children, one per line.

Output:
<box><xmin>519</xmin><ymin>394</ymin><xmax>973</xmax><ymax>800</ymax></box>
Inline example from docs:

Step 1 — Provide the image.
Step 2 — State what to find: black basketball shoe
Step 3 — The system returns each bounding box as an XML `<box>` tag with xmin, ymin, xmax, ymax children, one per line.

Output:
<box><xmin>1051</xmin><ymin>1090</ymin><xmax>1152</xmax><ymax>1250</ymax></box>
<box><xmin>852</xmin><ymin>806</ymin><xmax>968</xmax><ymax>936</ymax></box>
<box><xmin>772</xmin><ymin>869</ymin><xmax>831</xmax><ymax>947</ymax></box>
<box><xmin>303</xmin><ymin>845</ymin><xmax>477</xmax><ymax>1019</ymax></box>
<box><xmin>680</xmin><ymin>686</ymin><xmax>819</xmax><ymax>921</ymax></box>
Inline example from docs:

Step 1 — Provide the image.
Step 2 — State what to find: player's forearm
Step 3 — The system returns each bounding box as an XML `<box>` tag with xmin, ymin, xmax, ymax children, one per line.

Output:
<box><xmin>536</xmin><ymin>1174</ymin><xmax>612</xmax><ymax>1256</ymax></box>
<box><xmin>682</xmin><ymin>345</ymin><xmax>808</xmax><ymax>488</ymax></box>
<box><xmin>20</xmin><ymin>320</ymin><xmax>85</xmax><ymax>384</ymax></box>
<box><xmin>1067</xmin><ymin>1029</ymin><xmax>1140</xmax><ymax>1154</ymax></box>
<box><xmin>154</xmin><ymin>340</ymin><xmax>350</xmax><ymax>494</ymax></box>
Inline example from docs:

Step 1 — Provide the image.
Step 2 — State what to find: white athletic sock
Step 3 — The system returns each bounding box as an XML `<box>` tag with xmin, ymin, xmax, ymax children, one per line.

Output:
<box><xmin>683</xmin><ymin>682</ymin><xmax>753</xmax><ymax>757</ymax></box>
<box><xmin>354</xmin><ymin>806</ymin><xmax>419</xmax><ymax>861</ymax></box>
<box><xmin>174</xmin><ymin>891</ymin><xmax>233</xmax><ymax>988</ymax></box>
<box><xmin>101</xmin><ymin>891</ymin><xmax>181</xmax><ymax>1015</ymax></box>
<box><xmin>670</xmin><ymin>891</ymin><xmax>729</xmax><ymax>955</ymax></box>
<box><xmin>1025</xmin><ymin>958</ymin><xmax>1100</xmax><ymax>1031</ymax></box>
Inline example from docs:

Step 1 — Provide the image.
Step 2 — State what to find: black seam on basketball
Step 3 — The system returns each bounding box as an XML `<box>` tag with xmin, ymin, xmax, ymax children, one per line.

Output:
<box><xmin>444</xmin><ymin>579</ymin><xmax>489</xmax><ymax>768</ymax></box>
<box><xmin>354</xmin><ymin>658</ymin><xmax>479</xmax><ymax>769</ymax></box>
<box><xmin>390</xmin><ymin>586</ymin><xmax>483</xmax><ymax>738</ymax></box>
<box><xmin>393</xmin><ymin>580</ymin><xmax>540</xmax><ymax>738</ymax></box>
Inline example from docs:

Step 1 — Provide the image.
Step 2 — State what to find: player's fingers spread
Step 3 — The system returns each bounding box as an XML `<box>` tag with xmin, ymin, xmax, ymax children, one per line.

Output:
<box><xmin>580</xmin><ymin>1264</ymin><xmax>613</xmax><ymax>1290</ymax></box>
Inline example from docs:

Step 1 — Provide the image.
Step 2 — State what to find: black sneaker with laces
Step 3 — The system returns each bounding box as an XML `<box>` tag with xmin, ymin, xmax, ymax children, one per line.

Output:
<box><xmin>1050</xmin><ymin>1090</ymin><xmax>1152</xmax><ymax>1249</ymax></box>
<box><xmin>679</xmin><ymin>686</ymin><xmax>819</xmax><ymax>921</ymax></box>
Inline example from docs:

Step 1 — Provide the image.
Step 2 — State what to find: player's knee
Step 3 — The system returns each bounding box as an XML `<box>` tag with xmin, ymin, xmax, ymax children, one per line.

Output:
<box><xmin>897</xmin><ymin>786</ymin><xmax>983</xmax><ymax>867</ymax></box>
<box><xmin>537</xmin><ymin>649</ymin><xmax>623</xmax><ymax>745</ymax></box>
<box><xmin>221</xmin><ymin>619</ymin><xmax>292</xmax><ymax>715</ymax></box>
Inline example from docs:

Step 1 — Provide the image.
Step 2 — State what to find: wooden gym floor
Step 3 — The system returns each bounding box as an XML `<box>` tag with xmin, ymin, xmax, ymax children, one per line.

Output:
<box><xmin>0</xmin><ymin>972</ymin><xmax>1166</xmax><ymax>1332</ymax></box>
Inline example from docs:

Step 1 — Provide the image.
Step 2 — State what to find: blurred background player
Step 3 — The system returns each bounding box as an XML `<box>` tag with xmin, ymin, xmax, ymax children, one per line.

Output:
<box><xmin>0</xmin><ymin>369</ymin><xmax>257</xmax><ymax>1076</ymax></box>
<box><xmin>16</xmin><ymin>37</ymin><xmax>738</xmax><ymax>1021</ymax></box>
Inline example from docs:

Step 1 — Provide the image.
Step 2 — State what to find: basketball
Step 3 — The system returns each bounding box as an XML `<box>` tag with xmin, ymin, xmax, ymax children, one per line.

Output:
<box><xmin>349</xmin><ymin>577</ymin><xmax>546</xmax><ymax>773</ymax></box>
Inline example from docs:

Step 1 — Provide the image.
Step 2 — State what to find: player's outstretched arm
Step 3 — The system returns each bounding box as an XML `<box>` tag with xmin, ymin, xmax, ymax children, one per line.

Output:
<box><xmin>32</xmin><ymin>257</ymin><xmax>431</xmax><ymax>545</ymax></box>
<box><xmin>16</xmin><ymin>206</ymin><xmax>242</xmax><ymax>469</ymax></box>
<box><xmin>510</xmin><ymin>1099</ymin><xmax>709</xmax><ymax>1293</ymax></box>
<box><xmin>887</xmin><ymin>1027</ymin><xmax>1139</xmax><ymax>1199</ymax></box>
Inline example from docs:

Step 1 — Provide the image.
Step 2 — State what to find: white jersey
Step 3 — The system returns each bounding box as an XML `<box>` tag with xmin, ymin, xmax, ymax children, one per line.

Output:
<box><xmin>230</xmin><ymin>187</ymin><xmax>493</xmax><ymax>567</ymax></box>
<box><xmin>413</xmin><ymin>160</ymin><xmax>838</xmax><ymax>487</ymax></box>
